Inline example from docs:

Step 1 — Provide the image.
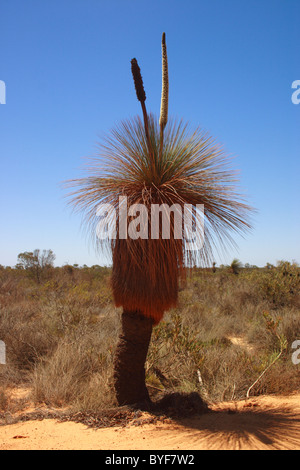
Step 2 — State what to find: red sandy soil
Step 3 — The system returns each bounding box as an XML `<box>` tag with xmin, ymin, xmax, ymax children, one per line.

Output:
<box><xmin>0</xmin><ymin>389</ymin><xmax>300</xmax><ymax>450</ymax></box>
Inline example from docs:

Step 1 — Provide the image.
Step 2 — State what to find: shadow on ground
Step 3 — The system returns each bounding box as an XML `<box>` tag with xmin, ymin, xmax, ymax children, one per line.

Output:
<box><xmin>2</xmin><ymin>392</ymin><xmax>300</xmax><ymax>449</ymax></box>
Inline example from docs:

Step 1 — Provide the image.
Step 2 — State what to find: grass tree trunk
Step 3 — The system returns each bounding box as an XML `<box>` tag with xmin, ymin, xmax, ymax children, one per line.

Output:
<box><xmin>113</xmin><ymin>310</ymin><xmax>153</xmax><ymax>407</ymax></box>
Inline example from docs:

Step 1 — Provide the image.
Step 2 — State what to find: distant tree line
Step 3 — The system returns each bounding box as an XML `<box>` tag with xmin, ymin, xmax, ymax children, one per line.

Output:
<box><xmin>0</xmin><ymin>250</ymin><xmax>298</xmax><ymax>282</ymax></box>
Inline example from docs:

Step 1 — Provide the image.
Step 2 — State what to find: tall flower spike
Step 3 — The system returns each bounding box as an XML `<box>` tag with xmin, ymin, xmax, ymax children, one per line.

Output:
<box><xmin>130</xmin><ymin>58</ymin><xmax>152</xmax><ymax>163</ymax></box>
<box><xmin>159</xmin><ymin>32</ymin><xmax>169</xmax><ymax>130</ymax></box>
<box><xmin>131</xmin><ymin>58</ymin><xmax>146</xmax><ymax>103</ymax></box>
<box><xmin>159</xmin><ymin>32</ymin><xmax>169</xmax><ymax>160</ymax></box>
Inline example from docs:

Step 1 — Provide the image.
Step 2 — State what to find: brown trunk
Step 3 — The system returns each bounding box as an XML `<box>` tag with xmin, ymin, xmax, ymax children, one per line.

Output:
<box><xmin>113</xmin><ymin>310</ymin><xmax>153</xmax><ymax>407</ymax></box>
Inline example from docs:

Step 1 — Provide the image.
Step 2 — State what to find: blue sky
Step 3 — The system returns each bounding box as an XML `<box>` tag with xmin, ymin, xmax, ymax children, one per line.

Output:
<box><xmin>0</xmin><ymin>0</ymin><xmax>299</xmax><ymax>267</ymax></box>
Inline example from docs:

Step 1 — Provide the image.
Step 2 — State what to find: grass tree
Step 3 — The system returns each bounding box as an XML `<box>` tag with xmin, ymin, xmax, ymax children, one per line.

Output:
<box><xmin>66</xmin><ymin>33</ymin><xmax>253</xmax><ymax>407</ymax></box>
<box><xmin>229</xmin><ymin>258</ymin><xmax>243</xmax><ymax>275</ymax></box>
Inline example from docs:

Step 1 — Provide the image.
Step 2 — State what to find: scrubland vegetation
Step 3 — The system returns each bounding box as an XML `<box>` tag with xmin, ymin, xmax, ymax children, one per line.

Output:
<box><xmin>0</xmin><ymin>255</ymin><xmax>299</xmax><ymax>415</ymax></box>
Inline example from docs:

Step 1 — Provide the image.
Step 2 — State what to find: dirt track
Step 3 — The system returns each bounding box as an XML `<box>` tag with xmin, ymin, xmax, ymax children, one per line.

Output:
<box><xmin>1</xmin><ymin>393</ymin><xmax>300</xmax><ymax>450</ymax></box>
